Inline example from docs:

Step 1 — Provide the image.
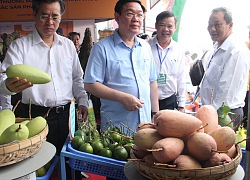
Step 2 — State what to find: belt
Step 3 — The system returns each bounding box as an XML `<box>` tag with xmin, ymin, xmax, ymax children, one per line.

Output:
<box><xmin>160</xmin><ymin>93</ymin><xmax>176</xmax><ymax>101</ymax></box>
<box><xmin>29</xmin><ymin>102</ymin><xmax>71</xmax><ymax>114</ymax></box>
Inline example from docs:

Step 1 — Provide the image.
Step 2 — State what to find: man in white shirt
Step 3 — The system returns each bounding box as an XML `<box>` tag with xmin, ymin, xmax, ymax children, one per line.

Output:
<box><xmin>200</xmin><ymin>7</ymin><xmax>250</xmax><ymax>129</ymax></box>
<box><xmin>0</xmin><ymin>1</ymin><xmax>88</xmax><ymax>179</ymax></box>
<box><xmin>147</xmin><ymin>11</ymin><xmax>186</xmax><ymax>112</ymax></box>
<box><xmin>0</xmin><ymin>70</ymin><xmax>12</xmax><ymax>110</ymax></box>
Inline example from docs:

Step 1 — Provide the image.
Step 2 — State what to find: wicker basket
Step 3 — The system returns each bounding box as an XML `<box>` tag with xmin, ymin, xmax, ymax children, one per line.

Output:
<box><xmin>130</xmin><ymin>144</ymin><xmax>242</xmax><ymax>180</ymax></box>
<box><xmin>0</xmin><ymin>118</ymin><xmax>48</xmax><ymax>167</ymax></box>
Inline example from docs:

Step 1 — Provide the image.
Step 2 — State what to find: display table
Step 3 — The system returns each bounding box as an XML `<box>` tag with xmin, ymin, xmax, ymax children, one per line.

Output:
<box><xmin>60</xmin><ymin>136</ymin><xmax>127</xmax><ymax>180</ymax></box>
<box><xmin>0</xmin><ymin>141</ymin><xmax>56</xmax><ymax>179</ymax></box>
<box><xmin>124</xmin><ymin>161</ymin><xmax>245</xmax><ymax>180</ymax></box>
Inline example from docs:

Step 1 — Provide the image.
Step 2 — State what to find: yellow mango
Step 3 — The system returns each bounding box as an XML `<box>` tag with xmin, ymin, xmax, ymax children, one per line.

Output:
<box><xmin>0</xmin><ymin>123</ymin><xmax>29</xmax><ymax>145</ymax></box>
<box><xmin>6</xmin><ymin>64</ymin><xmax>51</xmax><ymax>84</ymax></box>
<box><xmin>0</xmin><ymin>109</ymin><xmax>15</xmax><ymax>136</ymax></box>
<box><xmin>26</xmin><ymin>116</ymin><xmax>47</xmax><ymax>138</ymax></box>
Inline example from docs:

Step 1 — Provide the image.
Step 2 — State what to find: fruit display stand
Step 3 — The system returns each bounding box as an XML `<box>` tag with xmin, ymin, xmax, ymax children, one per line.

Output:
<box><xmin>128</xmin><ymin>144</ymin><xmax>243</xmax><ymax>180</ymax></box>
<box><xmin>0</xmin><ymin>141</ymin><xmax>56</xmax><ymax>179</ymax></box>
<box><xmin>0</xmin><ymin>120</ymin><xmax>48</xmax><ymax>167</ymax></box>
<box><xmin>124</xmin><ymin>161</ymin><xmax>245</xmax><ymax>180</ymax></box>
<box><xmin>60</xmin><ymin>100</ymin><xmax>128</xmax><ymax>180</ymax></box>
<box><xmin>60</xmin><ymin>136</ymin><xmax>127</xmax><ymax>180</ymax></box>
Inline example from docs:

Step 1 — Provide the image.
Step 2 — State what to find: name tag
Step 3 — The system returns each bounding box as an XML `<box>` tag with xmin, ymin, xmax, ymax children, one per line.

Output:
<box><xmin>157</xmin><ymin>73</ymin><xmax>167</xmax><ymax>84</ymax></box>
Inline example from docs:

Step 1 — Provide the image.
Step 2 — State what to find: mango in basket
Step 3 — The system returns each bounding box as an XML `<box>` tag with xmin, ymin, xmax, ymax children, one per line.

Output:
<box><xmin>0</xmin><ymin>109</ymin><xmax>15</xmax><ymax>136</ymax></box>
<box><xmin>0</xmin><ymin>123</ymin><xmax>29</xmax><ymax>145</ymax></box>
<box><xmin>26</xmin><ymin>116</ymin><xmax>47</xmax><ymax>138</ymax></box>
<box><xmin>21</xmin><ymin>120</ymin><xmax>30</xmax><ymax>125</ymax></box>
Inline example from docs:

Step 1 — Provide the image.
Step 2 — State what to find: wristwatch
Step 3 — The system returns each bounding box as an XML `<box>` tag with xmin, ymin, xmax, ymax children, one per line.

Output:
<box><xmin>151</xmin><ymin>112</ymin><xmax>157</xmax><ymax>118</ymax></box>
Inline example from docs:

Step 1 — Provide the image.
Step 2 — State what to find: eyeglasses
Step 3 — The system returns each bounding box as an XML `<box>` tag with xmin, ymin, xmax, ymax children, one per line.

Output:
<box><xmin>40</xmin><ymin>15</ymin><xmax>61</xmax><ymax>23</ymax></box>
<box><xmin>207</xmin><ymin>23</ymin><xmax>223</xmax><ymax>29</ymax></box>
<box><xmin>124</xmin><ymin>12</ymin><xmax>144</xmax><ymax>20</ymax></box>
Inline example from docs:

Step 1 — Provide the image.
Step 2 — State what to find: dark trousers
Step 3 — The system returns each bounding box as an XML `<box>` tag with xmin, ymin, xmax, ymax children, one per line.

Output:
<box><xmin>159</xmin><ymin>94</ymin><xmax>177</xmax><ymax>110</ymax></box>
<box><xmin>21</xmin><ymin>103</ymin><xmax>82</xmax><ymax>180</ymax></box>
<box><xmin>229</xmin><ymin>107</ymin><xmax>244</xmax><ymax>131</ymax></box>
<box><xmin>243</xmin><ymin>91</ymin><xmax>249</xmax><ymax>128</ymax></box>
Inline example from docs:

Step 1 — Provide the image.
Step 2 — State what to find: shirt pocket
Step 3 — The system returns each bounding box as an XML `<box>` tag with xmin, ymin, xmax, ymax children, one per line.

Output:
<box><xmin>107</xmin><ymin>59</ymin><xmax>133</xmax><ymax>83</ymax></box>
<box><xmin>136</xmin><ymin>58</ymin><xmax>150</xmax><ymax>76</ymax></box>
<box><xmin>60</xmin><ymin>58</ymin><xmax>73</xmax><ymax>79</ymax></box>
<box><xmin>206</xmin><ymin>63</ymin><xmax>222</xmax><ymax>84</ymax></box>
<box><xmin>167</xmin><ymin>58</ymin><xmax>178</xmax><ymax>77</ymax></box>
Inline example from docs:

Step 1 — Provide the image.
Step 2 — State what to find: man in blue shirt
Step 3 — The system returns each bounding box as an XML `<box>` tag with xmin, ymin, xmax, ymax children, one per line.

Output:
<box><xmin>83</xmin><ymin>0</ymin><xmax>159</xmax><ymax>132</ymax></box>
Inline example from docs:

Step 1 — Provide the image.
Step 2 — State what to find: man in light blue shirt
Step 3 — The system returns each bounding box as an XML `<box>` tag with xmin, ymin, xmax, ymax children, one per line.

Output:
<box><xmin>83</xmin><ymin>0</ymin><xmax>159</xmax><ymax>132</ymax></box>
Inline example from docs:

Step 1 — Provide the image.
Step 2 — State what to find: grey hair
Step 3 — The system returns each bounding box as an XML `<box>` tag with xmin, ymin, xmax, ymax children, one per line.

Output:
<box><xmin>211</xmin><ymin>7</ymin><xmax>232</xmax><ymax>24</ymax></box>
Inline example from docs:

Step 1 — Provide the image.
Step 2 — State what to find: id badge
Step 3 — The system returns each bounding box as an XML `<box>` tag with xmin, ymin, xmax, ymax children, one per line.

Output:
<box><xmin>157</xmin><ymin>73</ymin><xmax>167</xmax><ymax>84</ymax></box>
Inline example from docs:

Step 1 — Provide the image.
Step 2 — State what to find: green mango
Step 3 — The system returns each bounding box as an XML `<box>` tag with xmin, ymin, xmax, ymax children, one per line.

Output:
<box><xmin>26</xmin><ymin>116</ymin><xmax>47</xmax><ymax>138</ymax></box>
<box><xmin>0</xmin><ymin>109</ymin><xmax>15</xmax><ymax>136</ymax></box>
<box><xmin>21</xmin><ymin>120</ymin><xmax>30</xmax><ymax>125</ymax></box>
<box><xmin>0</xmin><ymin>123</ymin><xmax>29</xmax><ymax>145</ymax></box>
<box><xmin>218</xmin><ymin>114</ymin><xmax>233</xmax><ymax>128</ymax></box>
<box><xmin>6</xmin><ymin>64</ymin><xmax>51</xmax><ymax>84</ymax></box>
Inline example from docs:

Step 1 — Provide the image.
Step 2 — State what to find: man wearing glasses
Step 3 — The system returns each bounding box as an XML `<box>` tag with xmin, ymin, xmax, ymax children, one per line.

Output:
<box><xmin>84</xmin><ymin>0</ymin><xmax>159</xmax><ymax>133</ymax></box>
<box><xmin>200</xmin><ymin>7</ymin><xmax>250</xmax><ymax>130</ymax></box>
<box><xmin>0</xmin><ymin>0</ymin><xmax>88</xmax><ymax>179</ymax></box>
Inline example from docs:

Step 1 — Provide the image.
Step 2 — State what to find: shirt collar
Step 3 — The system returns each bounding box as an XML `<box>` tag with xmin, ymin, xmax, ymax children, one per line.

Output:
<box><xmin>214</xmin><ymin>33</ymin><xmax>233</xmax><ymax>51</ymax></box>
<box><xmin>32</xmin><ymin>28</ymin><xmax>62</xmax><ymax>46</ymax></box>
<box><xmin>153</xmin><ymin>36</ymin><xmax>174</xmax><ymax>50</ymax></box>
<box><xmin>113</xmin><ymin>28</ymin><xmax>141</xmax><ymax>47</ymax></box>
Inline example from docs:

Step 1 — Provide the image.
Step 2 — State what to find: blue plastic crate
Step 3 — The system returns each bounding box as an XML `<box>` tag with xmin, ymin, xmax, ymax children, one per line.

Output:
<box><xmin>67</xmin><ymin>141</ymin><xmax>127</xmax><ymax>180</ymax></box>
<box><xmin>240</xmin><ymin>148</ymin><xmax>246</xmax><ymax>170</ymax></box>
<box><xmin>36</xmin><ymin>155</ymin><xmax>59</xmax><ymax>180</ymax></box>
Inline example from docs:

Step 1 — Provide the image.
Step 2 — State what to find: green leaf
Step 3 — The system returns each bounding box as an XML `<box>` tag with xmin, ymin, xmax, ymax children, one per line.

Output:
<box><xmin>217</xmin><ymin>104</ymin><xmax>231</xmax><ymax>118</ymax></box>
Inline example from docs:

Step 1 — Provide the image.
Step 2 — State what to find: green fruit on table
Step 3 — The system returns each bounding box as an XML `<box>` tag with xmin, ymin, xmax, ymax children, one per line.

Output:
<box><xmin>0</xmin><ymin>123</ymin><xmax>29</xmax><ymax>145</ymax></box>
<box><xmin>79</xmin><ymin>143</ymin><xmax>93</xmax><ymax>154</ymax></box>
<box><xmin>218</xmin><ymin>114</ymin><xmax>233</xmax><ymax>128</ymax></box>
<box><xmin>74</xmin><ymin>129</ymin><xmax>87</xmax><ymax>140</ymax></box>
<box><xmin>36</xmin><ymin>166</ymin><xmax>47</xmax><ymax>177</ymax></box>
<box><xmin>6</xmin><ymin>64</ymin><xmax>51</xmax><ymax>84</ymax></box>
<box><xmin>44</xmin><ymin>157</ymin><xmax>54</xmax><ymax>170</ymax></box>
<box><xmin>72</xmin><ymin>136</ymin><xmax>85</xmax><ymax>150</ymax></box>
<box><xmin>99</xmin><ymin>147</ymin><xmax>112</xmax><ymax>158</ymax></box>
<box><xmin>26</xmin><ymin>116</ymin><xmax>47</xmax><ymax>138</ymax></box>
<box><xmin>111</xmin><ymin>132</ymin><xmax>122</xmax><ymax>142</ymax></box>
<box><xmin>0</xmin><ymin>109</ymin><xmax>15</xmax><ymax>136</ymax></box>
<box><xmin>21</xmin><ymin>120</ymin><xmax>30</xmax><ymax>125</ymax></box>
<box><xmin>113</xmin><ymin>146</ymin><xmax>128</xmax><ymax>161</ymax></box>
<box><xmin>91</xmin><ymin>140</ymin><xmax>104</xmax><ymax>154</ymax></box>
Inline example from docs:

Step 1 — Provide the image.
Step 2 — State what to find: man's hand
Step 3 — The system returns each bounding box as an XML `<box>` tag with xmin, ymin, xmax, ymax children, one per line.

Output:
<box><xmin>178</xmin><ymin>107</ymin><xmax>185</xmax><ymax>113</ymax></box>
<box><xmin>6</xmin><ymin>77</ymin><xmax>33</xmax><ymax>93</ymax></box>
<box><xmin>120</xmin><ymin>94</ymin><xmax>144</xmax><ymax>111</ymax></box>
<box><xmin>77</xmin><ymin>105</ymin><xmax>88</xmax><ymax>122</ymax></box>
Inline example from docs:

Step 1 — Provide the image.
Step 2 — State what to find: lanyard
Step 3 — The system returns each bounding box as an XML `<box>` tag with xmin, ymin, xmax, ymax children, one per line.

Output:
<box><xmin>156</xmin><ymin>44</ymin><xmax>170</xmax><ymax>66</ymax></box>
<box><xmin>207</xmin><ymin>48</ymin><xmax>220</xmax><ymax>68</ymax></box>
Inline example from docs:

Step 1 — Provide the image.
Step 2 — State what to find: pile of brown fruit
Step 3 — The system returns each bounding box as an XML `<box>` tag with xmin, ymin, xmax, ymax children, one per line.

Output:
<box><xmin>132</xmin><ymin>105</ymin><xmax>238</xmax><ymax>168</ymax></box>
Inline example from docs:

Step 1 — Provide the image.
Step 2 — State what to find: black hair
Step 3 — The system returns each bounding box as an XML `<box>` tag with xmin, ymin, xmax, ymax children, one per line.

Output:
<box><xmin>32</xmin><ymin>0</ymin><xmax>65</xmax><ymax>15</ymax></box>
<box><xmin>152</xmin><ymin>31</ymin><xmax>157</xmax><ymax>36</ymax></box>
<box><xmin>140</xmin><ymin>34</ymin><xmax>149</xmax><ymax>39</ymax></box>
<box><xmin>114</xmin><ymin>0</ymin><xmax>146</xmax><ymax>15</ymax></box>
<box><xmin>68</xmin><ymin>32</ymin><xmax>80</xmax><ymax>40</ymax></box>
<box><xmin>156</xmin><ymin>11</ymin><xmax>178</xmax><ymax>26</ymax></box>
<box><xmin>211</xmin><ymin>7</ymin><xmax>232</xmax><ymax>24</ymax></box>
